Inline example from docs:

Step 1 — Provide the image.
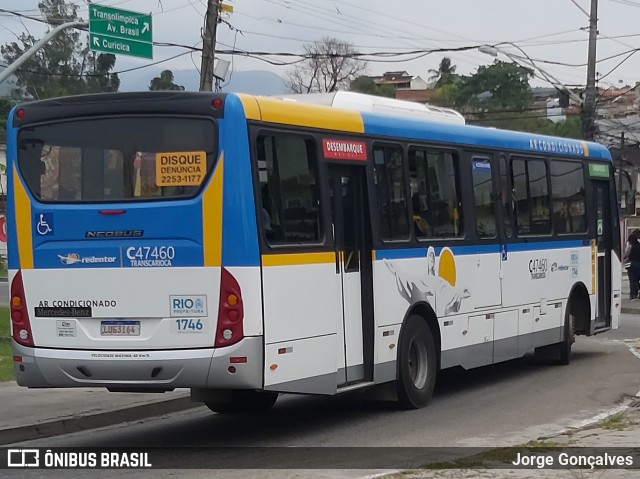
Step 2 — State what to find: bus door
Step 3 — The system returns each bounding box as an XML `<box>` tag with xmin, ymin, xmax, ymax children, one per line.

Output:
<box><xmin>328</xmin><ymin>165</ymin><xmax>373</xmax><ymax>385</ymax></box>
<box><xmin>592</xmin><ymin>177</ymin><xmax>612</xmax><ymax>329</ymax></box>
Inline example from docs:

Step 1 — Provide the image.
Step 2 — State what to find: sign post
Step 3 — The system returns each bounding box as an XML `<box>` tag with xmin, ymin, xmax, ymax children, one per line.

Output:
<box><xmin>89</xmin><ymin>5</ymin><xmax>153</xmax><ymax>59</ymax></box>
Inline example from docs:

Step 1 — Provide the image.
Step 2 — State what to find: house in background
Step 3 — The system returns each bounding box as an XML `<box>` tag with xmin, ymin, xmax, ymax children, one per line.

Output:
<box><xmin>371</xmin><ymin>71</ymin><xmax>429</xmax><ymax>91</ymax></box>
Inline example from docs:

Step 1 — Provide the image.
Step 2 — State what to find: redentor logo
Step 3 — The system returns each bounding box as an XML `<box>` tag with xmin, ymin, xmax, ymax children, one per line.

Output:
<box><xmin>7</xmin><ymin>449</ymin><xmax>40</xmax><ymax>467</ymax></box>
<box><xmin>322</xmin><ymin>139</ymin><xmax>367</xmax><ymax>161</ymax></box>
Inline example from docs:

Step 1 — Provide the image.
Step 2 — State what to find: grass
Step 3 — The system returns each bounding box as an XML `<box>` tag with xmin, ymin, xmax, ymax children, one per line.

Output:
<box><xmin>0</xmin><ymin>342</ymin><xmax>12</xmax><ymax>381</ymax></box>
<box><xmin>423</xmin><ymin>442</ymin><xmax>565</xmax><ymax>470</ymax></box>
<box><xmin>0</xmin><ymin>306</ymin><xmax>8</xmax><ymax>338</ymax></box>
<box><xmin>599</xmin><ymin>412</ymin><xmax>632</xmax><ymax>431</ymax></box>
<box><xmin>0</xmin><ymin>306</ymin><xmax>12</xmax><ymax>381</ymax></box>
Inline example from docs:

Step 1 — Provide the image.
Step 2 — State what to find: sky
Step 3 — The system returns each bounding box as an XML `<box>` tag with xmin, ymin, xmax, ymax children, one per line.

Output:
<box><xmin>1</xmin><ymin>0</ymin><xmax>640</xmax><ymax>93</ymax></box>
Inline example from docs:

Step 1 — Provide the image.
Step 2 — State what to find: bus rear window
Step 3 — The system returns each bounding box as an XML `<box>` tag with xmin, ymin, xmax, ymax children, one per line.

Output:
<box><xmin>17</xmin><ymin>117</ymin><xmax>217</xmax><ymax>202</ymax></box>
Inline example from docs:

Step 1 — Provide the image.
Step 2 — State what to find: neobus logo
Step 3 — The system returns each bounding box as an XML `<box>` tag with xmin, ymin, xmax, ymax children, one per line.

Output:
<box><xmin>85</xmin><ymin>230</ymin><xmax>144</xmax><ymax>238</ymax></box>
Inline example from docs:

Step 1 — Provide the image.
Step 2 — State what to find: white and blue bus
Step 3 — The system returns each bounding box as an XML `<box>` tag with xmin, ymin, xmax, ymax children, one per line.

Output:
<box><xmin>6</xmin><ymin>91</ymin><xmax>620</xmax><ymax>411</ymax></box>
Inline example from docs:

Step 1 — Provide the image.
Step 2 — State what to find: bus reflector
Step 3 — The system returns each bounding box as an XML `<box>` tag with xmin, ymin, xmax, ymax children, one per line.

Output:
<box><xmin>215</xmin><ymin>268</ymin><xmax>244</xmax><ymax>348</ymax></box>
<box><xmin>10</xmin><ymin>271</ymin><xmax>34</xmax><ymax>348</ymax></box>
<box><xmin>98</xmin><ymin>209</ymin><xmax>127</xmax><ymax>215</ymax></box>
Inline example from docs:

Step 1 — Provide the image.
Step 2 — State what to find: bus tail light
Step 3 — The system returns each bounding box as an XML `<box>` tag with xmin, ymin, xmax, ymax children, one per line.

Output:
<box><xmin>215</xmin><ymin>268</ymin><xmax>244</xmax><ymax>348</ymax></box>
<box><xmin>11</xmin><ymin>270</ymin><xmax>34</xmax><ymax>347</ymax></box>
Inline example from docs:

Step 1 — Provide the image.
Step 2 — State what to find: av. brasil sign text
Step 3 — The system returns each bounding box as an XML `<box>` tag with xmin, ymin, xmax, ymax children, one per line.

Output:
<box><xmin>89</xmin><ymin>5</ymin><xmax>153</xmax><ymax>59</ymax></box>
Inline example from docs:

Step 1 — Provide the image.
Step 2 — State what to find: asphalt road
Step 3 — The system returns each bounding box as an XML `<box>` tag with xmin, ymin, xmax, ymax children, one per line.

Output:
<box><xmin>7</xmin><ymin>313</ymin><xmax>640</xmax><ymax>478</ymax></box>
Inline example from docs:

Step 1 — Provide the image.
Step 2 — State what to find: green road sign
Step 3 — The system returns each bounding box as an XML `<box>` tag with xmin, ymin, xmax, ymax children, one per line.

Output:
<box><xmin>90</xmin><ymin>34</ymin><xmax>153</xmax><ymax>59</ymax></box>
<box><xmin>89</xmin><ymin>5</ymin><xmax>153</xmax><ymax>59</ymax></box>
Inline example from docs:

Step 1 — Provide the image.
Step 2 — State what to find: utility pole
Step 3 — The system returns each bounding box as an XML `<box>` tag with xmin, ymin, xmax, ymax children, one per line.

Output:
<box><xmin>619</xmin><ymin>132</ymin><xmax>625</xmax><ymax>210</ymax></box>
<box><xmin>583</xmin><ymin>0</ymin><xmax>598</xmax><ymax>141</ymax></box>
<box><xmin>199</xmin><ymin>0</ymin><xmax>219</xmax><ymax>92</ymax></box>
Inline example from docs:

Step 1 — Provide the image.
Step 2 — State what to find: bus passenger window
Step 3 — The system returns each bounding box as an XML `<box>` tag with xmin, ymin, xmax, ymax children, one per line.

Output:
<box><xmin>373</xmin><ymin>144</ymin><xmax>409</xmax><ymax>241</ymax></box>
<box><xmin>471</xmin><ymin>158</ymin><xmax>496</xmax><ymax>238</ymax></box>
<box><xmin>257</xmin><ymin>134</ymin><xmax>322</xmax><ymax>245</ymax></box>
<box><xmin>408</xmin><ymin>147</ymin><xmax>462</xmax><ymax>238</ymax></box>
<box><xmin>550</xmin><ymin>160</ymin><xmax>586</xmax><ymax>234</ymax></box>
<box><xmin>511</xmin><ymin>158</ymin><xmax>551</xmax><ymax>236</ymax></box>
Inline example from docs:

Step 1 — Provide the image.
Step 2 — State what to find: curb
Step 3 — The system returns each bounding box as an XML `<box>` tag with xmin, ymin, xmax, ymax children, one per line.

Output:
<box><xmin>0</xmin><ymin>395</ymin><xmax>201</xmax><ymax>445</ymax></box>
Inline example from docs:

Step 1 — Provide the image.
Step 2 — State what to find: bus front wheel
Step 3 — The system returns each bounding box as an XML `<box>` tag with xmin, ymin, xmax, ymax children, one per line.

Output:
<box><xmin>205</xmin><ymin>390</ymin><xmax>279</xmax><ymax>414</ymax></box>
<box><xmin>396</xmin><ymin>315</ymin><xmax>437</xmax><ymax>409</ymax></box>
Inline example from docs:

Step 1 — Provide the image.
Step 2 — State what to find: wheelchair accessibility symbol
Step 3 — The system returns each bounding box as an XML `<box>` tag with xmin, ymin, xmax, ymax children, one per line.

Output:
<box><xmin>35</xmin><ymin>213</ymin><xmax>54</xmax><ymax>236</ymax></box>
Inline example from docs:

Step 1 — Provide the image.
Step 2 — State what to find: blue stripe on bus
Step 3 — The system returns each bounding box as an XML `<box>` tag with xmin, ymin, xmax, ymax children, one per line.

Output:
<box><xmin>220</xmin><ymin>94</ymin><xmax>260</xmax><ymax>267</ymax></box>
<box><xmin>375</xmin><ymin>239</ymin><xmax>588</xmax><ymax>260</ymax></box>
<box><xmin>506</xmin><ymin>239</ymin><xmax>586</xmax><ymax>251</ymax></box>
<box><xmin>6</xmin><ymin>111</ymin><xmax>20</xmax><ymax>270</ymax></box>
<box><xmin>361</xmin><ymin>112</ymin><xmax>611</xmax><ymax>160</ymax></box>
<box><xmin>376</xmin><ymin>244</ymin><xmax>499</xmax><ymax>260</ymax></box>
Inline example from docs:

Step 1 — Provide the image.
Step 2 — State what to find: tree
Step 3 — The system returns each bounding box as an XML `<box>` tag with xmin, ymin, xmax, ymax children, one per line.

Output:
<box><xmin>0</xmin><ymin>97</ymin><xmax>14</xmax><ymax>143</ymax></box>
<box><xmin>428</xmin><ymin>57</ymin><xmax>457</xmax><ymax>88</ymax></box>
<box><xmin>427</xmin><ymin>84</ymin><xmax>459</xmax><ymax>108</ymax></box>
<box><xmin>0</xmin><ymin>0</ymin><xmax>119</xmax><ymax>99</ymax></box>
<box><xmin>149</xmin><ymin>70</ymin><xmax>185</xmax><ymax>91</ymax></box>
<box><xmin>455</xmin><ymin>61</ymin><xmax>533</xmax><ymax>110</ymax></box>
<box><xmin>285</xmin><ymin>37</ymin><xmax>368</xmax><ymax>93</ymax></box>
<box><xmin>349</xmin><ymin>76</ymin><xmax>395</xmax><ymax>97</ymax></box>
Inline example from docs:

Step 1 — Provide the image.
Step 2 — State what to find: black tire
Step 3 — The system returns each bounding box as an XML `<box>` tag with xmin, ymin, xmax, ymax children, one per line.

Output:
<box><xmin>557</xmin><ymin>311</ymin><xmax>575</xmax><ymax>365</ymax></box>
<box><xmin>396</xmin><ymin>315</ymin><xmax>437</xmax><ymax>409</ymax></box>
<box><xmin>205</xmin><ymin>390</ymin><xmax>279</xmax><ymax>414</ymax></box>
<box><xmin>534</xmin><ymin>309</ymin><xmax>575</xmax><ymax>365</ymax></box>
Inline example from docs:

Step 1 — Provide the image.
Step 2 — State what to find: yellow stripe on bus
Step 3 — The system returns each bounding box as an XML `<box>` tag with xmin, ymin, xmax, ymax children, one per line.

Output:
<box><xmin>13</xmin><ymin>166</ymin><xmax>33</xmax><ymax>269</ymax></box>
<box><xmin>238</xmin><ymin>94</ymin><xmax>261</xmax><ymax>121</ymax></box>
<box><xmin>262</xmin><ymin>252</ymin><xmax>336</xmax><ymax>267</ymax></box>
<box><xmin>239</xmin><ymin>95</ymin><xmax>365</xmax><ymax>133</ymax></box>
<box><xmin>582</xmin><ymin>142</ymin><xmax>589</xmax><ymax>157</ymax></box>
<box><xmin>202</xmin><ymin>153</ymin><xmax>224</xmax><ymax>267</ymax></box>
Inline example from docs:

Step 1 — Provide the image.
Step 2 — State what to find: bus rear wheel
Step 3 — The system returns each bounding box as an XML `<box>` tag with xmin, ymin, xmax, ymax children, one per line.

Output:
<box><xmin>396</xmin><ymin>315</ymin><xmax>437</xmax><ymax>409</ymax></box>
<box><xmin>205</xmin><ymin>390</ymin><xmax>279</xmax><ymax>414</ymax></box>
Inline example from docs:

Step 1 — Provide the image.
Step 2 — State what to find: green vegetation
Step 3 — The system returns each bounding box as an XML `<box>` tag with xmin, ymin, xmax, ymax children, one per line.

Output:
<box><xmin>149</xmin><ymin>70</ymin><xmax>185</xmax><ymax>91</ymax></box>
<box><xmin>425</xmin><ymin>443</ymin><xmax>563</xmax><ymax>470</ymax></box>
<box><xmin>0</xmin><ymin>0</ymin><xmax>120</xmax><ymax>100</ymax></box>
<box><xmin>0</xmin><ymin>257</ymin><xmax>7</xmax><ymax>281</ymax></box>
<box><xmin>0</xmin><ymin>306</ymin><xmax>8</xmax><ymax>338</ymax></box>
<box><xmin>0</xmin><ymin>307</ymin><xmax>12</xmax><ymax>381</ymax></box>
<box><xmin>350</xmin><ymin>76</ymin><xmax>395</xmax><ymax>98</ymax></box>
<box><xmin>0</xmin><ymin>97</ymin><xmax>14</xmax><ymax>144</ymax></box>
<box><xmin>598</xmin><ymin>412</ymin><xmax>633</xmax><ymax>431</ymax></box>
<box><xmin>0</xmin><ymin>342</ymin><xmax>12</xmax><ymax>382</ymax></box>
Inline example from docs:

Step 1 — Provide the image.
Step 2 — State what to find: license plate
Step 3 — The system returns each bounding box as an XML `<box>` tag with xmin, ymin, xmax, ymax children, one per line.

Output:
<box><xmin>100</xmin><ymin>321</ymin><xmax>140</xmax><ymax>336</ymax></box>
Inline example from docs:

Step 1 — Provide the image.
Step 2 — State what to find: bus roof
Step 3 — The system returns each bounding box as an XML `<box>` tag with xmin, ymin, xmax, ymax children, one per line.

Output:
<box><xmin>239</xmin><ymin>93</ymin><xmax>610</xmax><ymax>161</ymax></box>
<box><xmin>273</xmin><ymin>91</ymin><xmax>466</xmax><ymax>125</ymax></box>
<box><xmin>10</xmin><ymin>91</ymin><xmax>611</xmax><ymax>162</ymax></box>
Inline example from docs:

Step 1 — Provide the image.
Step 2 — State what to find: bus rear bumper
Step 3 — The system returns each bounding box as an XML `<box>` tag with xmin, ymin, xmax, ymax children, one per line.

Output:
<box><xmin>11</xmin><ymin>337</ymin><xmax>264</xmax><ymax>390</ymax></box>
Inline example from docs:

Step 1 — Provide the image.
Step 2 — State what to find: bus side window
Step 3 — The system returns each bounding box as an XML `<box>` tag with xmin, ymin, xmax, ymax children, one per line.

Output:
<box><xmin>373</xmin><ymin>143</ymin><xmax>409</xmax><ymax>241</ymax></box>
<box><xmin>471</xmin><ymin>158</ymin><xmax>496</xmax><ymax>238</ymax></box>
<box><xmin>257</xmin><ymin>133</ymin><xmax>322</xmax><ymax>245</ymax></box>
<box><xmin>511</xmin><ymin>158</ymin><xmax>551</xmax><ymax>236</ymax></box>
<box><xmin>550</xmin><ymin>160</ymin><xmax>586</xmax><ymax>234</ymax></box>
